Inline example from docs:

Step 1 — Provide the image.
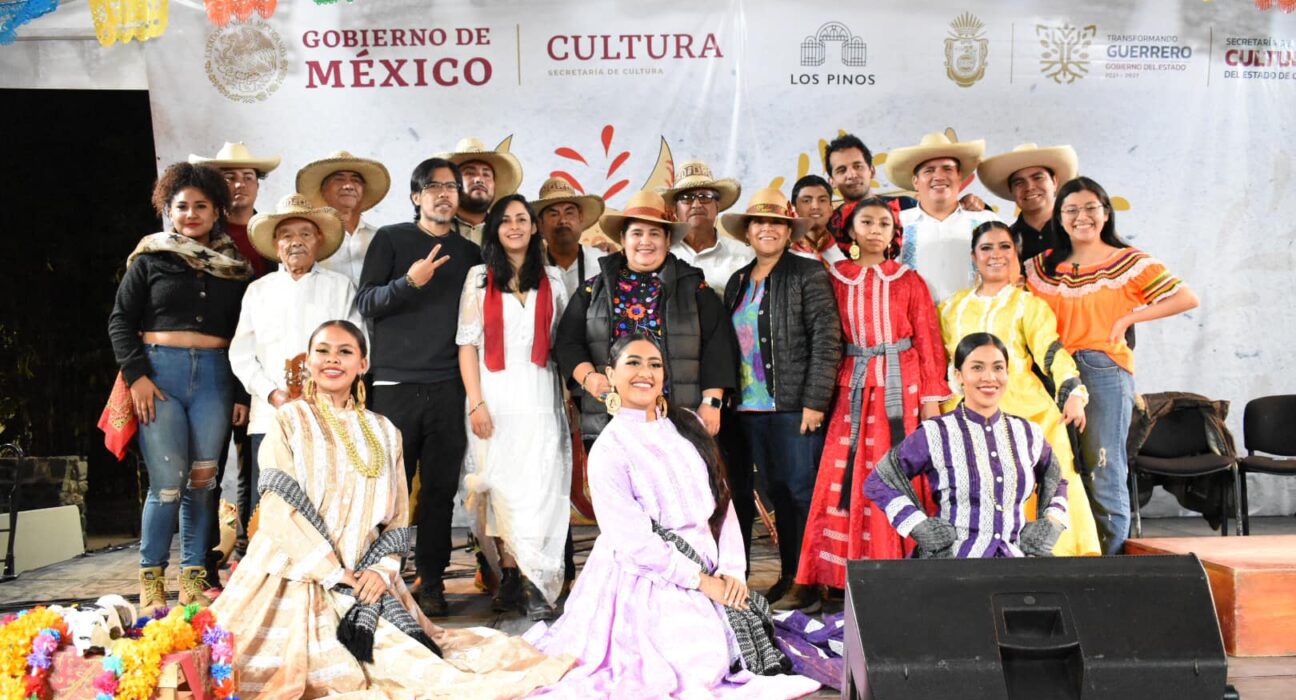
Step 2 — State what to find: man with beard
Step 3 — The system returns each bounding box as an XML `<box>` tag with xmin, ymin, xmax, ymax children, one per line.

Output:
<box><xmin>663</xmin><ymin>159</ymin><xmax>753</xmax><ymax>295</ymax></box>
<box><xmin>189</xmin><ymin>142</ymin><xmax>281</xmax><ymax>279</ymax></box>
<box><xmin>788</xmin><ymin>174</ymin><xmax>845</xmax><ymax>265</ymax></box>
<box><xmin>357</xmin><ymin>158</ymin><xmax>483</xmax><ymax>617</ymax></box>
<box><xmin>977</xmin><ymin>143</ymin><xmax>1079</xmax><ymax>264</ymax></box>
<box><xmin>532</xmin><ymin>177</ymin><xmax>607</xmax><ymax>297</ymax></box>
<box><xmin>438</xmin><ymin>137</ymin><xmax>523</xmax><ymax>246</ymax></box>
<box><xmin>296</xmin><ymin>151</ymin><xmax>391</xmax><ymax>287</ymax></box>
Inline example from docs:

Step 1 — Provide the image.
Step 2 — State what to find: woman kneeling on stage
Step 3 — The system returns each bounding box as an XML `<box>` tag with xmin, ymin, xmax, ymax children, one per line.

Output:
<box><xmin>864</xmin><ymin>332</ymin><xmax>1070</xmax><ymax>559</ymax></box>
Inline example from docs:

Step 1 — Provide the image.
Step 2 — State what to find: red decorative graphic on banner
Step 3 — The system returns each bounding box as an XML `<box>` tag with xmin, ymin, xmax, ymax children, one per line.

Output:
<box><xmin>555</xmin><ymin>147</ymin><xmax>589</xmax><ymax>166</ymax></box>
<box><xmin>550</xmin><ymin>125</ymin><xmax>635</xmax><ymax>201</ymax></box>
<box><xmin>1255</xmin><ymin>0</ymin><xmax>1296</xmax><ymax>13</ymax></box>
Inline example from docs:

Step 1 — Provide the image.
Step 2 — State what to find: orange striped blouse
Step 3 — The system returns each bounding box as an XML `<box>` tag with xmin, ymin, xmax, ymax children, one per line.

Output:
<box><xmin>1025</xmin><ymin>247</ymin><xmax>1182</xmax><ymax>374</ymax></box>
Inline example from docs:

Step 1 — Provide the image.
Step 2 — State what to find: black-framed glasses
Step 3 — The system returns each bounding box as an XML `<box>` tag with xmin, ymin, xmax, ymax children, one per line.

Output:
<box><xmin>677</xmin><ymin>191</ymin><xmax>719</xmax><ymax>204</ymax></box>
<box><xmin>420</xmin><ymin>181</ymin><xmax>459</xmax><ymax>193</ymax></box>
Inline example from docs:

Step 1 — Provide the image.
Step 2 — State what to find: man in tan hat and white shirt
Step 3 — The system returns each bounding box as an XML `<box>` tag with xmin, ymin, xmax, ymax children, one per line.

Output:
<box><xmin>296</xmin><ymin>151</ymin><xmax>391</xmax><ymax>287</ymax></box>
<box><xmin>887</xmin><ymin>132</ymin><xmax>1000</xmax><ymax>303</ymax></box>
<box><xmin>663</xmin><ymin>159</ymin><xmax>754</xmax><ymax>294</ymax></box>
<box><xmin>532</xmin><ymin>177</ymin><xmax>608</xmax><ymax>297</ymax></box>
<box><xmin>189</xmin><ymin>142</ymin><xmax>282</xmax><ymax>279</ymax></box>
<box><xmin>230</xmin><ymin>193</ymin><xmax>361</xmax><ymax>535</ymax></box>
<box><xmin>977</xmin><ymin>143</ymin><xmax>1079</xmax><ymax>263</ymax></box>
<box><xmin>438</xmin><ymin>137</ymin><xmax>523</xmax><ymax>246</ymax></box>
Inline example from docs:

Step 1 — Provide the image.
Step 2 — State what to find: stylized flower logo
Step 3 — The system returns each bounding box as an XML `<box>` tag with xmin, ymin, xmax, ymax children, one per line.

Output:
<box><xmin>548</xmin><ymin>125</ymin><xmax>676</xmax><ymax>207</ymax></box>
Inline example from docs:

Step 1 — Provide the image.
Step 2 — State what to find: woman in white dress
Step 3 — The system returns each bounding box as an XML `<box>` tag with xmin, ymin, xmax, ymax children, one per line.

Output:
<box><xmin>457</xmin><ymin>193</ymin><xmax>572</xmax><ymax>620</ymax></box>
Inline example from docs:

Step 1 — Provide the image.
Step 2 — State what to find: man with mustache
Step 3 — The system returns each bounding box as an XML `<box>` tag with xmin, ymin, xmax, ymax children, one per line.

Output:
<box><xmin>357</xmin><ymin>158</ymin><xmax>483</xmax><ymax>617</ymax></box>
<box><xmin>663</xmin><ymin>159</ymin><xmax>754</xmax><ymax>295</ymax></box>
<box><xmin>438</xmin><ymin>137</ymin><xmax>524</xmax><ymax>247</ymax></box>
<box><xmin>886</xmin><ymin>132</ymin><xmax>1000</xmax><ymax>303</ymax></box>
<box><xmin>296</xmin><ymin>151</ymin><xmax>391</xmax><ymax>287</ymax></box>
<box><xmin>532</xmin><ymin>177</ymin><xmax>608</xmax><ymax>297</ymax></box>
<box><xmin>230</xmin><ymin>193</ymin><xmax>362</xmax><ymax>541</ymax></box>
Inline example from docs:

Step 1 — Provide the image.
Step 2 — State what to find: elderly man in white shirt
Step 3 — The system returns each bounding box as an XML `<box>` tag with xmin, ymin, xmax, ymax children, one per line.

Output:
<box><xmin>295</xmin><ymin>151</ymin><xmax>390</xmax><ymax>287</ymax></box>
<box><xmin>531</xmin><ymin>176</ymin><xmax>609</xmax><ymax>297</ymax></box>
<box><xmin>230</xmin><ymin>193</ymin><xmax>362</xmax><ymax>523</ymax></box>
<box><xmin>662</xmin><ymin>159</ymin><xmax>754</xmax><ymax>294</ymax></box>
<box><xmin>887</xmin><ymin>132</ymin><xmax>1000</xmax><ymax>304</ymax></box>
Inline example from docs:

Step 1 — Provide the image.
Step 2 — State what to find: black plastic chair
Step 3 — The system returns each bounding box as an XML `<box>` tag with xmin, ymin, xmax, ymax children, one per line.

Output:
<box><xmin>1129</xmin><ymin>406</ymin><xmax>1244</xmax><ymax>537</ymax></box>
<box><xmin>1239</xmin><ymin>395</ymin><xmax>1296</xmax><ymax>535</ymax></box>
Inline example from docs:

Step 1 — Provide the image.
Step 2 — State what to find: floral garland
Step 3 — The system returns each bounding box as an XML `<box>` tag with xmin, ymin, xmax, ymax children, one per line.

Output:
<box><xmin>92</xmin><ymin>605</ymin><xmax>237</xmax><ymax>700</ymax></box>
<box><xmin>0</xmin><ymin>607</ymin><xmax>69</xmax><ymax>700</ymax></box>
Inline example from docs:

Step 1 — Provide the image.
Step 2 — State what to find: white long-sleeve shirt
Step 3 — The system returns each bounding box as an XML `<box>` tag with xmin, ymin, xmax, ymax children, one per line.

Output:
<box><xmin>230</xmin><ymin>266</ymin><xmax>362</xmax><ymax>434</ymax></box>
<box><xmin>314</xmin><ymin>218</ymin><xmax>377</xmax><ymax>288</ymax></box>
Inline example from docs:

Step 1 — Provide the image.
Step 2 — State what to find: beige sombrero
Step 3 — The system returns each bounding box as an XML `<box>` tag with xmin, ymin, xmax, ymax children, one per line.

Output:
<box><xmin>885</xmin><ymin>132</ymin><xmax>985</xmax><ymax>187</ymax></box>
<box><xmin>295</xmin><ymin>151</ymin><xmax>391</xmax><ymax>212</ymax></box>
<box><xmin>437</xmin><ymin>137</ymin><xmax>523</xmax><ymax>198</ymax></box>
<box><xmin>659</xmin><ymin>159</ymin><xmax>742</xmax><ymax>212</ymax></box>
<box><xmin>598</xmin><ymin>191</ymin><xmax>686</xmax><ymax>244</ymax></box>
<box><xmin>977</xmin><ymin>143</ymin><xmax>1079</xmax><ymax>201</ymax></box>
<box><xmin>530</xmin><ymin>177</ymin><xmax>606</xmax><ymax>231</ymax></box>
<box><xmin>720</xmin><ymin>187</ymin><xmax>810</xmax><ymax>240</ymax></box>
<box><xmin>247</xmin><ymin>193</ymin><xmax>345</xmax><ymax>262</ymax></box>
<box><xmin>188</xmin><ymin>142</ymin><xmax>281</xmax><ymax>173</ymax></box>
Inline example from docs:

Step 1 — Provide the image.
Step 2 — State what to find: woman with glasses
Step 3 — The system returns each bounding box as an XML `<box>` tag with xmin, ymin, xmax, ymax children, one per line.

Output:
<box><xmin>1026</xmin><ymin>177</ymin><xmax>1199</xmax><ymax>555</ymax></box>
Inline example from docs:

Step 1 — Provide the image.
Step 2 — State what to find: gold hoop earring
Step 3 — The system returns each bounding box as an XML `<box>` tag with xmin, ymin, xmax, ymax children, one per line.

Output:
<box><xmin>304</xmin><ymin>377</ymin><xmax>317</xmax><ymax>402</ymax></box>
<box><xmin>849</xmin><ymin>242</ymin><xmax>861</xmax><ymax>260</ymax></box>
<box><xmin>605</xmin><ymin>388</ymin><xmax>622</xmax><ymax>415</ymax></box>
<box><xmin>355</xmin><ymin>381</ymin><xmax>367</xmax><ymax>411</ymax></box>
<box><xmin>655</xmin><ymin>395</ymin><xmax>668</xmax><ymax>419</ymax></box>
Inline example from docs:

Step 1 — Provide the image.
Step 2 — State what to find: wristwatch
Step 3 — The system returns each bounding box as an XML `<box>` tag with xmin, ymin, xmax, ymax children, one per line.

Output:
<box><xmin>701</xmin><ymin>396</ymin><xmax>723</xmax><ymax>409</ymax></box>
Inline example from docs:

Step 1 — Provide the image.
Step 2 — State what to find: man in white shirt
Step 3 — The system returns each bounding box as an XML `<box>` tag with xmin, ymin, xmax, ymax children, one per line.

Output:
<box><xmin>662</xmin><ymin>159</ymin><xmax>754</xmax><ymax>294</ymax></box>
<box><xmin>531</xmin><ymin>177</ymin><xmax>608</xmax><ymax>296</ymax></box>
<box><xmin>886</xmin><ymin>132</ymin><xmax>1000</xmax><ymax>303</ymax></box>
<box><xmin>438</xmin><ymin>137</ymin><xmax>523</xmax><ymax>246</ymax></box>
<box><xmin>296</xmin><ymin>151</ymin><xmax>391</xmax><ymax>288</ymax></box>
<box><xmin>230</xmin><ymin>194</ymin><xmax>362</xmax><ymax>526</ymax></box>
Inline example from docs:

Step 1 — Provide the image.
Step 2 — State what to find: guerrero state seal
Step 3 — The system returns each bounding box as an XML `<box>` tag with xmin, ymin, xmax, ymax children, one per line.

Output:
<box><xmin>205</xmin><ymin>20</ymin><xmax>287</xmax><ymax>103</ymax></box>
<box><xmin>944</xmin><ymin>12</ymin><xmax>988</xmax><ymax>88</ymax></box>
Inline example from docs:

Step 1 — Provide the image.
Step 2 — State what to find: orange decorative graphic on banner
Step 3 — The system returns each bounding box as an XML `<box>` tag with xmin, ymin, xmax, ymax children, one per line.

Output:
<box><xmin>204</xmin><ymin>0</ymin><xmax>276</xmax><ymax>27</ymax></box>
<box><xmin>549</xmin><ymin>125</ymin><xmax>674</xmax><ymax>204</ymax></box>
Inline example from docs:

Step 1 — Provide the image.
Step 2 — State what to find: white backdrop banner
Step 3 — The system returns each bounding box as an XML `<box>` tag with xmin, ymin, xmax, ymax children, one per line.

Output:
<box><xmin>141</xmin><ymin>0</ymin><xmax>1296</xmax><ymax>514</ymax></box>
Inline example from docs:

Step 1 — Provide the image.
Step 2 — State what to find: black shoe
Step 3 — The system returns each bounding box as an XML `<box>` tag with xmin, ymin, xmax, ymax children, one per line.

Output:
<box><xmin>417</xmin><ymin>579</ymin><xmax>448</xmax><ymax>617</ymax></box>
<box><xmin>764</xmin><ymin>576</ymin><xmax>793</xmax><ymax>604</ymax></box>
<box><xmin>492</xmin><ymin>567</ymin><xmax>523</xmax><ymax>613</ymax></box>
<box><xmin>524</xmin><ymin>579</ymin><xmax>556</xmax><ymax>621</ymax></box>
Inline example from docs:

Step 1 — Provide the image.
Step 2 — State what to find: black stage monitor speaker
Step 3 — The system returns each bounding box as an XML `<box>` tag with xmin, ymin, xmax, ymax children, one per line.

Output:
<box><xmin>842</xmin><ymin>554</ymin><xmax>1229</xmax><ymax>699</ymax></box>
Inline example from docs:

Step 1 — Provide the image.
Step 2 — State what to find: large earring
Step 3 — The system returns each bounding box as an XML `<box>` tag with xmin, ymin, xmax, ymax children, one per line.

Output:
<box><xmin>605</xmin><ymin>388</ymin><xmax>622</xmax><ymax>415</ymax></box>
<box><xmin>655</xmin><ymin>395</ymin><xmax>669</xmax><ymax>419</ymax></box>
<box><xmin>849</xmin><ymin>241</ymin><xmax>861</xmax><ymax>260</ymax></box>
<box><xmin>355</xmin><ymin>381</ymin><xmax>367</xmax><ymax>411</ymax></box>
<box><xmin>304</xmin><ymin>377</ymin><xmax>317</xmax><ymax>402</ymax></box>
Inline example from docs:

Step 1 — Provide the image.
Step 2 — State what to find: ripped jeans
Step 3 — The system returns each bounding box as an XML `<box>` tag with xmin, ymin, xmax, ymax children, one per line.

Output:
<box><xmin>1074</xmin><ymin>350</ymin><xmax>1136</xmax><ymax>555</ymax></box>
<box><xmin>136</xmin><ymin>346</ymin><xmax>235</xmax><ymax>569</ymax></box>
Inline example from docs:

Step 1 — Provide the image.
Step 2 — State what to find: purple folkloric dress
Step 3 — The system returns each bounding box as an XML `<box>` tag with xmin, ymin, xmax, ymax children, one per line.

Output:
<box><xmin>526</xmin><ymin>408</ymin><xmax>820</xmax><ymax>699</ymax></box>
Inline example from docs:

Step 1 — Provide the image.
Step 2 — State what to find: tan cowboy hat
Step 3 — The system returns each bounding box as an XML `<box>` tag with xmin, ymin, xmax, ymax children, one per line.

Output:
<box><xmin>720</xmin><ymin>187</ymin><xmax>810</xmax><ymax>240</ymax></box>
<box><xmin>977</xmin><ymin>143</ymin><xmax>1080</xmax><ymax>201</ymax></box>
<box><xmin>295</xmin><ymin>151</ymin><xmax>391</xmax><ymax>213</ymax></box>
<box><xmin>530</xmin><ymin>177</ymin><xmax>606</xmax><ymax>231</ymax></box>
<box><xmin>437</xmin><ymin>137</ymin><xmax>523</xmax><ymax>198</ymax></box>
<box><xmin>659</xmin><ymin>159</ymin><xmax>742</xmax><ymax>212</ymax></box>
<box><xmin>247</xmin><ymin>193</ymin><xmax>345</xmax><ymax>263</ymax></box>
<box><xmin>598</xmin><ymin>191</ymin><xmax>685</xmax><ymax>244</ymax></box>
<box><xmin>884</xmin><ymin>132</ymin><xmax>985</xmax><ymax>188</ymax></box>
<box><xmin>187</xmin><ymin>142</ymin><xmax>281</xmax><ymax>172</ymax></box>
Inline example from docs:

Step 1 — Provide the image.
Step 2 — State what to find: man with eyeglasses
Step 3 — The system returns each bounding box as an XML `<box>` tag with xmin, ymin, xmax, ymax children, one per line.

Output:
<box><xmin>977</xmin><ymin>143</ymin><xmax>1079</xmax><ymax>264</ymax></box>
<box><xmin>436</xmin><ymin>137</ymin><xmax>524</xmax><ymax>246</ymax></box>
<box><xmin>662</xmin><ymin>159</ymin><xmax>753</xmax><ymax>294</ymax></box>
<box><xmin>357</xmin><ymin>157</ymin><xmax>483</xmax><ymax>618</ymax></box>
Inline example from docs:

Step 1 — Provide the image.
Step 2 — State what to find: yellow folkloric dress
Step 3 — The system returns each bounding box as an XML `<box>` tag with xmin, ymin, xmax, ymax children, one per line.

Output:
<box><xmin>210</xmin><ymin>401</ymin><xmax>574</xmax><ymax>699</ymax></box>
<box><xmin>938</xmin><ymin>285</ymin><xmax>1102</xmax><ymax>556</ymax></box>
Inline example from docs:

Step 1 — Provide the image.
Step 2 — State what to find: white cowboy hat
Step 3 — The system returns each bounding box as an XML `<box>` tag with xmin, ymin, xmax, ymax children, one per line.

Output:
<box><xmin>720</xmin><ymin>187</ymin><xmax>810</xmax><ymax>240</ymax></box>
<box><xmin>530</xmin><ymin>177</ymin><xmax>606</xmax><ymax>231</ymax></box>
<box><xmin>598</xmin><ymin>191</ymin><xmax>686</xmax><ymax>244</ymax></box>
<box><xmin>437</xmin><ymin>137</ymin><xmax>523</xmax><ymax>198</ymax></box>
<box><xmin>884</xmin><ymin>132</ymin><xmax>985</xmax><ymax>187</ymax></box>
<box><xmin>187</xmin><ymin>142</ymin><xmax>281</xmax><ymax>172</ymax></box>
<box><xmin>247</xmin><ymin>193</ymin><xmax>345</xmax><ymax>262</ymax></box>
<box><xmin>295</xmin><ymin>150</ymin><xmax>392</xmax><ymax>213</ymax></box>
<box><xmin>659</xmin><ymin>159</ymin><xmax>742</xmax><ymax>212</ymax></box>
<box><xmin>976</xmin><ymin>143</ymin><xmax>1080</xmax><ymax>201</ymax></box>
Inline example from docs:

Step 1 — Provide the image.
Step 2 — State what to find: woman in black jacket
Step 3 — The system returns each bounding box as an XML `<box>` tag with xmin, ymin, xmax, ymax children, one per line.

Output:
<box><xmin>721</xmin><ymin>187</ymin><xmax>841</xmax><ymax>604</ymax></box>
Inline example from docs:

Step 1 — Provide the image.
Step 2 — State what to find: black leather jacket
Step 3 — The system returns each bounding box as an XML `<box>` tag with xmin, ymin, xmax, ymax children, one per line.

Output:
<box><xmin>723</xmin><ymin>252</ymin><xmax>841</xmax><ymax>413</ymax></box>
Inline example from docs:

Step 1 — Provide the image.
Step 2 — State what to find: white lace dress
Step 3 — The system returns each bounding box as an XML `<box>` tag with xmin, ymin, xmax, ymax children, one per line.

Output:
<box><xmin>456</xmin><ymin>265</ymin><xmax>572</xmax><ymax>604</ymax></box>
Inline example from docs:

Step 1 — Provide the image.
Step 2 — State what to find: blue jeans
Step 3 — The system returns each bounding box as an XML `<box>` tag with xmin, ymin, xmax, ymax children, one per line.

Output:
<box><xmin>739</xmin><ymin>411</ymin><xmax>824</xmax><ymax>578</ymax></box>
<box><xmin>136</xmin><ymin>346</ymin><xmax>234</xmax><ymax>569</ymax></box>
<box><xmin>1074</xmin><ymin>350</ymin><xmax>1136</xmax><ymax>555</ymax></box>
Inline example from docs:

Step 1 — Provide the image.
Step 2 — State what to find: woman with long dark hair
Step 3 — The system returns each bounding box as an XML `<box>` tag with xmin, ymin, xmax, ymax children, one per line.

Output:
<box><xmin>1026</xmin><ymin>177</ymin><xmax>1199</xmax><ymax>554</ymax></box>
<box><xmin>457</xmin><ymin>194</ymin><xmax>570</xmax><ymax>620</ymax></box>
<box><xmin>528</xmin><ymin>333</ymin><xmax>818</xmax><ymax>698</ymax></box>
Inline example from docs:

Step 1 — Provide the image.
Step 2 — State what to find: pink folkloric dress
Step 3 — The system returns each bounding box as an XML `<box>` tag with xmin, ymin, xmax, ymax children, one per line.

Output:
<box><xmin>525</xmin><ymin>408</ymin><xmax>820</xmax><ymax>698</ymax></box>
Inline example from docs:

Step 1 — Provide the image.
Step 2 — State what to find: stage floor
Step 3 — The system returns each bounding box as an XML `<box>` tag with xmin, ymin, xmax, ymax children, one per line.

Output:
<box><xmin>3</xmin><ymin>516</ymin><xmax>1293</xmax><ymax>699</ymax></box>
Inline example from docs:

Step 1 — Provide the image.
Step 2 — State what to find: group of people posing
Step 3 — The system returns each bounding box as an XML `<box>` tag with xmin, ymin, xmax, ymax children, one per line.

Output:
<box><xmin>107</xmin><ymin>130</ymin><xmax>1198</xmax><ymax>698</ymax></box>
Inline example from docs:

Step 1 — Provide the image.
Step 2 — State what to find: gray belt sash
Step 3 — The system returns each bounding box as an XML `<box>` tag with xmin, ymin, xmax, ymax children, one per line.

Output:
<box><xmin>839</xmin><ymin>337</ymin><xmax>912</xmax><ymax>509</ymax></box>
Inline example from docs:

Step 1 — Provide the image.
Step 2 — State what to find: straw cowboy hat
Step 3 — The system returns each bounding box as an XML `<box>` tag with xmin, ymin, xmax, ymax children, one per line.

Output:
<box><xmin>659</xmin><ymin>159</ymin><xmax>742</xmax><ymax>212</ymax></box>
<box><xmin>247</xmin><ymin>193</ymin><xmax>345</xmax><ymax>262</ymax></box>
<box><xmin>885</xmin><ymin>132</ymin><xmax>986</xmax><ymax>187</ymax></box>
<box><xmin>720</xmin><ymin>187</ymin><xmax>810</xmax><ymax>240</ymax></box>
<box><xmin>437</xmin><ymin>137</ymin><xmax>523</xmax><ymax>198</ymax></box>
<box><xmin>530</xmin><ymin>177</ymin><xmax>606</xmax><ymax>231</ymax></box>
<box><xmin>295</xmin><ymin>150</ymin><xmax>392</xmax><ymax>213</ymax></box>
<box><xmin>598</xmin><ymin>191</ymin><xmax>685</xmax><ymax>244</ymax></box>
<box><xmin>977</xmin><ymin>143</ymin><xmax>1080</xmax><ymax>201</ymax></box>
<box><xmin>187</xmin><ymin>141</ymin><xmax>281</xmax><ymax>172</ymax></box>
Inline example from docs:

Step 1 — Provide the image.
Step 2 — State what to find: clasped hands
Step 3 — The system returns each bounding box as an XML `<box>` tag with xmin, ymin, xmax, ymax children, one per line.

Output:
<box><xmin>698</xmin><ymin>571</ymin><xmax>749</xmax><ymax>610</ymax></box>
<box><xmin>339</xmin><ymin>568</ymin><xmax>391</xmax><ymax>605</ymax></box>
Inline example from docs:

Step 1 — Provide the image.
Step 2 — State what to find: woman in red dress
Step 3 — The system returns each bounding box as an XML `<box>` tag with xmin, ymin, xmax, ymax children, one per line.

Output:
<box><xmin>781</xmin><ymin>197</ymin><xmax>950</xmax><ymax>608</ymax></box>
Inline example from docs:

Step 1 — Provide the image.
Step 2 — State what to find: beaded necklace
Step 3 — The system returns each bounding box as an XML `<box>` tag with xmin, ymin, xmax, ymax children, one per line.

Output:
<box><xmin>316</xmin><ymin>396</ymin><xmax>385</xmax><ymax>478</ymax></box>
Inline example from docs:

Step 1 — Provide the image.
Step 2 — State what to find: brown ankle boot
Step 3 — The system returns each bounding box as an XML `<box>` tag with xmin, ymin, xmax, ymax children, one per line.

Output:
<box><xmin>139</xmin><ymin>566</ymin><xmax>168</xmax><ymax>615</ymax></box>
<box><xmin>178</xmin><ymin>566</ymin><xmax>214</xmax><ymax>607</ymax></box>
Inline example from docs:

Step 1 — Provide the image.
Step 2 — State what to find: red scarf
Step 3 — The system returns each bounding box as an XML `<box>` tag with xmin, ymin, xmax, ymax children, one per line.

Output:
<box><xmin>484</xmin><ymin>268</ymin><xmax>553</xmax><ymax>372</ymax></box>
